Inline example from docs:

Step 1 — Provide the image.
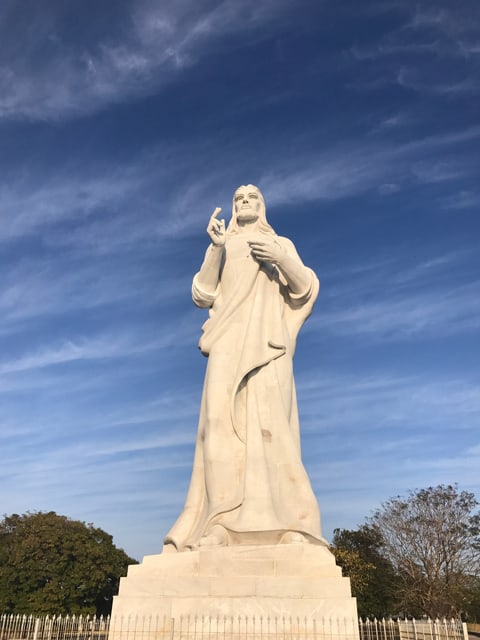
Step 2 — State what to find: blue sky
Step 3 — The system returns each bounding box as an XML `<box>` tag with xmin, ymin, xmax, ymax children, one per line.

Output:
<box><xmin>1</xmin><ymin>0</ymin><xmax>479</xmax><ymax>561</ymax></box>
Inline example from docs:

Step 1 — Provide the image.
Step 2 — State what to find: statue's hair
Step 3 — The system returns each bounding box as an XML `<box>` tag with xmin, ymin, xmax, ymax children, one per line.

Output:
<box><xmin>227</xmin><ymin>184</ymin><xmax>275</xmax><ymax>235</ymax></box>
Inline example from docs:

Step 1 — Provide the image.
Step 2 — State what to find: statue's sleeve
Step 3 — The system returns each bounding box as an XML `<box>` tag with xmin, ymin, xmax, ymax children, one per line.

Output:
<box><xmin>287</xmin><ymin>268</ymin><xmax>318</xmax><ymax>308</ymax></box>
<box><xmin>277</xmin><ymin>237</ymin><xmax>319</xmax><ymax>309</ymax></box>
<box><xmin>192</xmin><ymin>273</ymin><xmax>219</xmax><ymax>308</ymax></box>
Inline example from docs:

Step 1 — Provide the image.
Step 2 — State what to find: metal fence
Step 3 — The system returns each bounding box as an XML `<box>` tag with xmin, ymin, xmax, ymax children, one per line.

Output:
<box><xmin>0</xmin><ymin>614</ymin><xmax>469</xmax><ymax>640</ymax></box>
<box><xmin>0</xmin><ymin>615</ymin><xmax>110</xmax><ymax>640</ymax></box>
<box><xmin>358</xmin><ymin>618</ymin><xmax>468</xmax><ymax>640</ymax></box>
<box><xmin>107</xmin><ymin>615</ymin><xmax>359</xmax><ymax>640</ymax></box>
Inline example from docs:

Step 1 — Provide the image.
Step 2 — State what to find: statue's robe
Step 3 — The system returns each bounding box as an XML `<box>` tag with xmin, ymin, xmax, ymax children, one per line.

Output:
<box><xmin>165</xmin><ymin>232</ymin><xmax>325</xmax><ymax>551</ymax></box>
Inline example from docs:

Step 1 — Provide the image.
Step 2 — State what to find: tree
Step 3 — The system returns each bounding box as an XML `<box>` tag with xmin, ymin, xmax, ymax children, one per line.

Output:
<box><xmin>0</xmin><ymin>511</ymin><xmax>137</xmax><ymax>615</ymax></box>
<box><xmin>369</xmin><ymin>484</ymin><xmax>480</xmax><ymax>619</ymax></box>
<box><xmin>331</xmin><ymin>526</ymin><xmax>400</xmax><ymax>618</ymax></box>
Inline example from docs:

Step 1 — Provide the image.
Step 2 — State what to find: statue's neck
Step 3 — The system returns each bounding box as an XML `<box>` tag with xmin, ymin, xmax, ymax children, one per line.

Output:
<box><xmin>236</xmin><ymin>219</ymin><xmax>259</xmax><ymax>234</ymax></box>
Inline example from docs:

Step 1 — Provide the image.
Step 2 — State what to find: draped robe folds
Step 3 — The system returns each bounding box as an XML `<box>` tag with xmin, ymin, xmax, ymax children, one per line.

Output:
<box><xmin>164</xmin><ymin>233</ymin><xmax>326</xmax><ymax>551</ymax></box>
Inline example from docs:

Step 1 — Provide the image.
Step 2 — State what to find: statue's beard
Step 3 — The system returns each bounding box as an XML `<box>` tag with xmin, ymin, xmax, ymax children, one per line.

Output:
<box><xmin>236</xmin><ymin>210</ymin><xmax>259</xmax><ymax>223</ymax></box>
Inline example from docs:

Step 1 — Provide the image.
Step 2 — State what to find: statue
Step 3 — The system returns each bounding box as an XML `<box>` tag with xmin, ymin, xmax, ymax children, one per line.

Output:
<box><xmin>164</xmin><ymin>185</ymin><xmax>326</xmax><ymax>551</ymax></box>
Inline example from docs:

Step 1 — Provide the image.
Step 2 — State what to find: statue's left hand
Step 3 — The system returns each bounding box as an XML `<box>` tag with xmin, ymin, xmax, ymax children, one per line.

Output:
<box><xmin>248</xmin><ymin>239</ymin><xmax>285</xmax><ymax>265</ymax></box>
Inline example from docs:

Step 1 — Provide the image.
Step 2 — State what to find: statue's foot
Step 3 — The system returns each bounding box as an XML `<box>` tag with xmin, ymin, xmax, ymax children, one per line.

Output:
<box><xmin>280</xmin><ymin>531</ymin><xmax>309</xmax><ymax>544</ymax></box>
<box><xmin>198</xmin><ymin>524</ymin><xmax>228</xmax><ymax>547</ymax></box>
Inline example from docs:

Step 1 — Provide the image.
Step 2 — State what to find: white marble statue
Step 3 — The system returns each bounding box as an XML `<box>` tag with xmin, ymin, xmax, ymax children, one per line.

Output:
<box><xmin>164</xmin><ymin>185</ymin><xmax>326</xmax><ymax>551</ymax></box>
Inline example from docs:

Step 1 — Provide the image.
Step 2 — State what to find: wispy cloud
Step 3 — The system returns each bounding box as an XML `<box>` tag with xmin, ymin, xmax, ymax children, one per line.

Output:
<box><xmin>0</xmin><ymin>319</ymin><xmax>198</xmax><ymax>375</ymax></box>
<box><xmin>440</xmin><ymin>189</ymin><xmax>480</xmax><ymax>209</ymax></box>
<box><xmin>315</xmin><ymin>449</ymin><xmax>480</xmax><ymax>540</ymax></box>
<box><xmin>348</xmin><ymin>1</ymin><xmax>480</xmax><ymax>97</ymax></box>
<box><xmin>350</xmin><ymin>40</ymin><xmax>448</xmax><ymax>61</ymax></box>
<box><xmin>0</xmin><ymin>0</ymin><xmax>290</xmax><ymax>121</ymax></box>
<box><xmin>299</xmin><ymin>369</ymin><xmax>480</xmax><ymax>438</ymax></box>
<box><xmin>0</xmin><ymin>139</ymin><xmax>241</xmax><ymax>250</ymax></box>
<box><xmin>0</xmin><ymin>167</ymin><xmax>147</xmax><ymax>242</ymax></box>
<box><xmin>259</xmin><ymin>125</ymin><xmax>480</xmax><ymax>205</ymax></box>
<box><xmin>306</xmin><ymin>248</ymin><xmax>480</xmax><ymax>342</ymax></box>
<box><xmin>396</xmin><ymin>66</ymin><xmax>480</xmax><ymax>96</ymax></box>
<box><xmin>368</xmin><ymin>111</ymin><xmax>415</xmax><ymax>134</ymax></box>
<box><xmin>0</xmin><ymin>250</ymin><xmax>192</xmax><ymax>330</ymax></box>
<box><xmin>392</xmin><ymin>252</ymin><xmax>469</xmax><ymax>284</ymax></box>
<box><xmin>1</xmin><ymin>119</ymin><xmax>477</xmax><ymax>261</ymax></box>
<box><xmin>411</xmin><ymin>160</ymin><xmax>465</xmax><ymax>183</ymax></box>
<box><xmin>318</xmin><ymin>280</ymin><xmax>480</xmax><ymax>340</ymax></box>
<box><xmin>297</xmin><ymin>362</ymin><xmax>480</xmax><ymax>537</ymax></box>
<box><xmin>0</xmin><ymin>335</ymin><xmax>146</xmax><ymax>374</ymax></box>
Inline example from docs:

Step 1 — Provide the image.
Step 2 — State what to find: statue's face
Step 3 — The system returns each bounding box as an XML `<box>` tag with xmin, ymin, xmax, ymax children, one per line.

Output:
<box><xmin>234</xmin><ymin>186</ymin><xmax>262</xmax><ymax>222</ymax></box>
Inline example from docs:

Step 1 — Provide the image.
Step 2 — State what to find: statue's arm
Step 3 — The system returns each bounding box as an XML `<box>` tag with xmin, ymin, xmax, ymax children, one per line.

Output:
<box><xmin>275</xmin><ymin>250</ymin><xmax>312</xmax><ymax>295</ymax></box>
<box><xmin>193</xmin><ymin>208</ymin><xmax>226</xmax><ymax>307</ymax></box>
<box><xmin>194</xmin><ymin>244</ymin><xmax>224</xmax><ymax>297</ymax></box>
<box><xmin>248</xmin><ymin>237</ymin><xmax>312</xmax><ymax>296</ymax></box>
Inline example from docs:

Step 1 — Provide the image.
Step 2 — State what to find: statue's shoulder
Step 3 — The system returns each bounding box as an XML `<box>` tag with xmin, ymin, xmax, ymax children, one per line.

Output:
<box><xmin>276</xmin><ymin>235</ymin><xmax>297</xmax><ymax>253</ymax></box>
<box><xmin>276</xmin><ymin>234</ymin><xmax>293</xmax><ymax>244</ymax></box>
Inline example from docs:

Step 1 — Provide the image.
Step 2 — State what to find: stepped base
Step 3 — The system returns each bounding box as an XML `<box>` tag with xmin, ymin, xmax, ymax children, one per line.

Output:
<box><xmin>111</xmin><ymin>544</ymin><xmax>359</xmax><ymax>639</ymax></box>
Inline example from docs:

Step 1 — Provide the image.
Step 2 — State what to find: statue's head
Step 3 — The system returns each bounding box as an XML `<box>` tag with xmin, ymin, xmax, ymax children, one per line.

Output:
<box><xmin>227</xmin><ymin>184</ymin><xmax>275</xmax><ymax>235</ymax></box>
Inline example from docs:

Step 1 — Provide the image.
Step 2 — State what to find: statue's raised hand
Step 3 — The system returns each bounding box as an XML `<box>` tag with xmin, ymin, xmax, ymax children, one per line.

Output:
<box><xmin>207</xmin><ymin>207</ymin><xmax>226</xmax><ymax>247</ymax></box>
<box><xmin>248</xmin><ymin>238</ymin><xmax>285</xmax><ymax>265</ymax></box>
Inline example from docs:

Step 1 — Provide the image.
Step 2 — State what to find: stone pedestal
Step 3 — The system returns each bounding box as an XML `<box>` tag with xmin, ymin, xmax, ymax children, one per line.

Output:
<box><xmin>111</xmin><ymin>544</ymin><xmax>359</xmax><ymax>639</ymax></box>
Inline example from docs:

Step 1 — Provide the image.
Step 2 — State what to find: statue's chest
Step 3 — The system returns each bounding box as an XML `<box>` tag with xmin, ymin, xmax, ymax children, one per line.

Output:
<box><xmin>222</xmin><ymin>238</ymin><xmax>260</xmax><ymax>285</ymax></box>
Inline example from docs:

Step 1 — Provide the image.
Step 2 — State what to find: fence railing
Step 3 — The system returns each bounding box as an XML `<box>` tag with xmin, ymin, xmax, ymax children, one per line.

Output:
<box><xmin>0</xmin><ymin>615</ymin><xmax>110</xmax><ymax>640</ymax></box>
<box><xmin>358</xmin><ymin>618</ymin><xmax>468</xmax><ymax>640</ymax></box>
<box><xmin>0</xmin><ymin>614</ymin><xmax>469</xmax><ymax>640</ymax></box>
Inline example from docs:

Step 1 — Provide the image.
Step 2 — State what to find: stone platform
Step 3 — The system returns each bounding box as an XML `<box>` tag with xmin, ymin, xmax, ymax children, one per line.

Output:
<box><xmin>111</xmin><ymin>544</ymin><xmax>359</xmax><ymax>638</ymax></box>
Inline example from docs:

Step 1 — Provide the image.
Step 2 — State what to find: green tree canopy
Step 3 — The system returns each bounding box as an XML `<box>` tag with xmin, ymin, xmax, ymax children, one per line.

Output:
<box><xmin>331</xmin><ymin>526</ymin><xmax>399</xmax><ymax>618</ymax></box>
<box><xmin>0</xmin><ymin>511</ymin><xmax>137</xmax><ymax>615</ymax></box>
